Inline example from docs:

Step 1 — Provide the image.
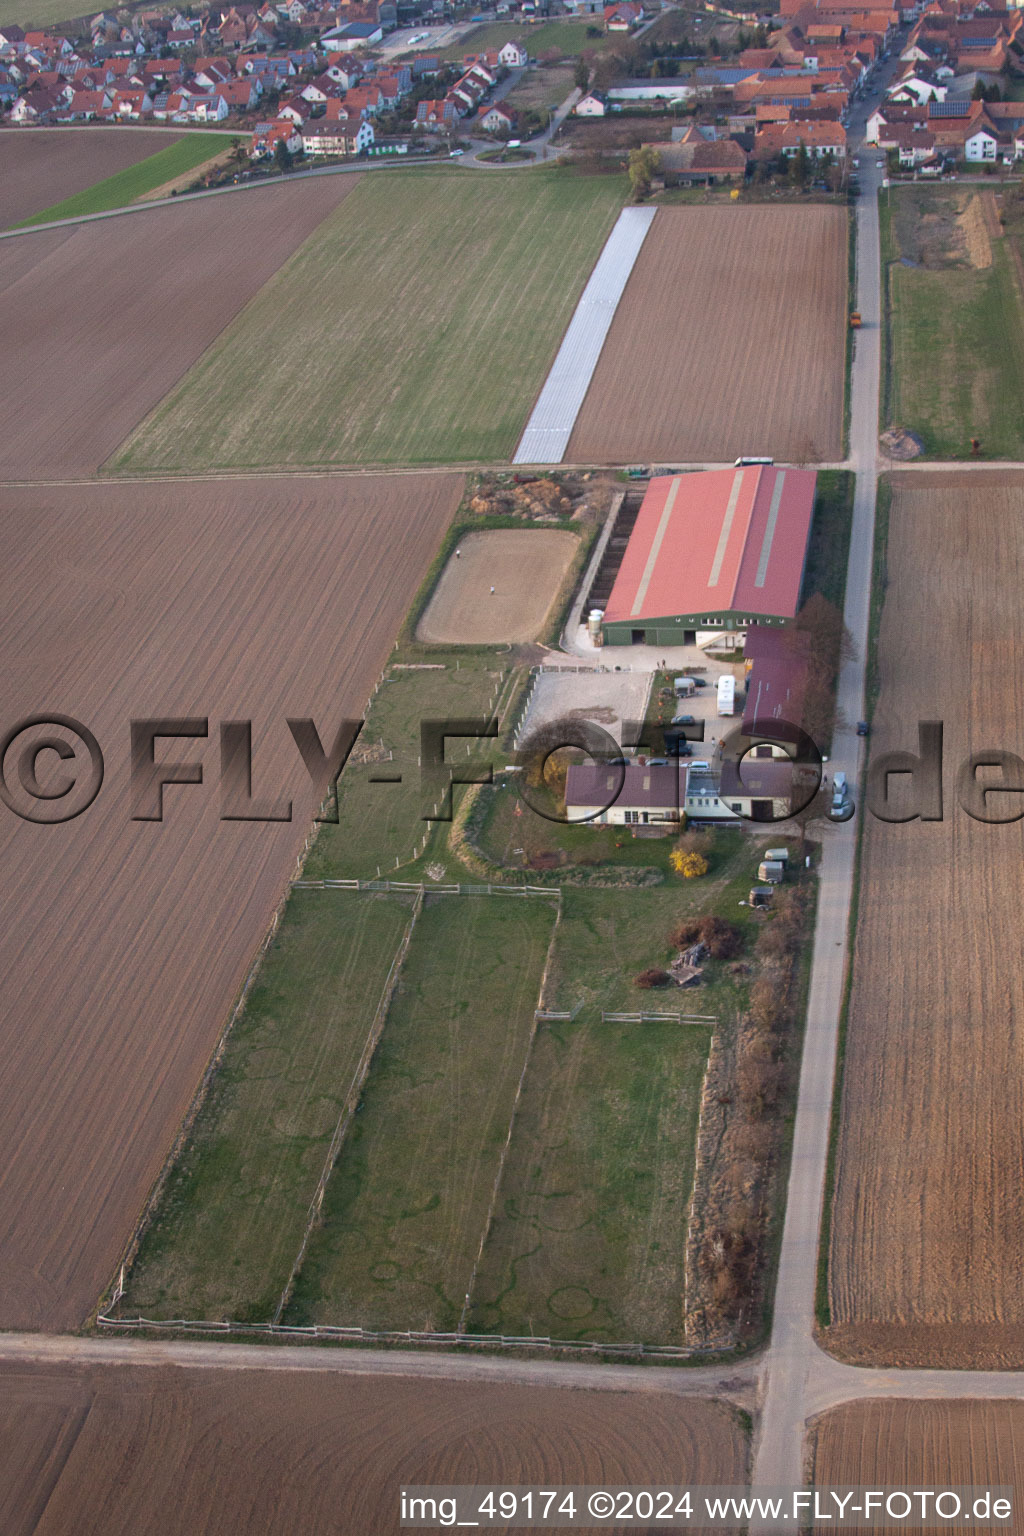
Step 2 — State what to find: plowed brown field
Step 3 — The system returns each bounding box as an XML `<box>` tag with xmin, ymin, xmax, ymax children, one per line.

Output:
<box><xmin>0</xmin><ymin>130</ymin><xmax>184</xmax><ymax>230</ymax></box>
<box><xmin>0</xmin><ymin>472</ymin><xmax>460</xmax><ymax>1331</ymax></box>
<box><xmin>0</xmin><ymin>175</ymin><xmax>357</xmax><ymax>478</ymax></box>
<box><xmin>810</xmin><ymin>1399</ymin><xmax>1024</xmax><ymax>1535</ymax></box>
<box><xmin>566</xmin><ymin>205</ymin><xmax>846</xmax><ymax>465</ymax></box>
<box><xmin>827</xmin><ymin>472</ymin><xmax>1024</xmax><ymax>1368</ymax></box>
<box><xmin>0</xmin><ymin>1363</ymin><xmax>747</xmax><ymax>1536</ymax></box>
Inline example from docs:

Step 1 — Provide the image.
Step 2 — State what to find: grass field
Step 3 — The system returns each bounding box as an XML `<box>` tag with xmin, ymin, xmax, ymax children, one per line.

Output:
<box><xmin>0</xmin><ymin>0</ymin><xmax>87</xmax><ymax>24</ymax></box>
<box><xmin>119</xmin><ymin>890</ymin><xmax>416</xmax><ymax>1323</ymax></box>
<box><xmin>14</xmin><ymin>135</ymin><xmax>231</xmax><ymax>227</ymax></box>
<box><xmin>469</xmin><ymin>1009</ymin><xmax>710</xmax><ymax>1344</ymax></box>
<box><xmin>113</xmin><ymin>169</ymin><xmax>626</xmax><ymax>472</ymax></box>
<box><xmin>883</xmin><ymin>187</ymin><xmax>1024</xmax><ymax>457</ymax></box>
<box><xmin>285</xmin><ymin>892</ymin><xmax>558</xmax><ymax>1330</ymax></box>
<box><xmin>505</xmin><ymin>62</ymin><xmax>577</xmax><ymax>113</ymax></box>
<box><xmin>435</xmin><ymin>18</ymin><xmax>610</xmax><ymax>60</ymax></box>
<box><xmin>305</xmin><ymin>652</ymin><xmax>515</xmax><ymax>883</ymax></box>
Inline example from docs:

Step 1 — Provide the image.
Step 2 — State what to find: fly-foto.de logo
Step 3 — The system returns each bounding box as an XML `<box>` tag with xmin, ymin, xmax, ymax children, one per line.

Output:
<box><xmin>867</xmin><ymin>721</ymin><xmax>1024</xmax><ymax>824</ymax></box>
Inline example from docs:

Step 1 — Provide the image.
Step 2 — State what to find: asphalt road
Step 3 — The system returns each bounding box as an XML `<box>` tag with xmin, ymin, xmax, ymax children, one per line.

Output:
<box><xmin>746</xmin><ymin>53</ymin><xmax>900</xmax><ymax>1528</ymax></box>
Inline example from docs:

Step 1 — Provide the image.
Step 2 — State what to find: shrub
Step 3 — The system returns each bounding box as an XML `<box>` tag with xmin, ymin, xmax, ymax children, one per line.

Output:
<box><xmin>634</xmin><ymin>967</ymin><xmax>671</xmax><ymax>989</ymax></box>
<box><xmin>697</xmin><ymin>915</ymin><xmax>742</xmax><ymax>958</ymax></box>
<box><xmin>669</xmin><ymin>915</ymin><xmax>742</xmax><ymax>956</ymax></box>
<box><xmin>749</xmin><ymin>976</ymin><xmax>786</xmax><ymax>1033</ymax></box>
<box><xmin>671</xmin><ymin>849</ymin><xmax>709</xmax><ymax>878</ymax></box>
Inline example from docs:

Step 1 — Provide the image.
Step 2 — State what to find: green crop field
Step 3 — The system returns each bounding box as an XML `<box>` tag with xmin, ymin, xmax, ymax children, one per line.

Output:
<box><xmin>119</xmin><ymin>889</ymin><xmax>416</xmax><ymax>1322</ymax></box>
<box><xmin>468</xmin><ymin>1011</ymin><xmax>710</xmax><ymax>1345</ymax></box>
<box><xmin>285</xmin><ymin>892</ymin><xmax>559</xmax><ymax>1330</ymax></box>
<box><xmin>883</xmin><ymin>187</ymin><xmax>1024</xmax><ymax>458</ymax></box>
<box><xmin>15</xmin><ymin>134</ymin><xmax>230</xmax><ymax>226</ymax></box>
<box><xmin>112</xmin><ymin>168</ymin><xmax>626</xmax><ymax>473</ymax></box>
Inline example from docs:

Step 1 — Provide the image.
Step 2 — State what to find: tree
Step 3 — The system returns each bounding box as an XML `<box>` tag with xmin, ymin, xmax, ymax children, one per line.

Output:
<box><xmin>627</xmin><ymin>143</ymin><xmax>659</xmax><ymax>200</ymax></box>
<box><xmin>574</xmin><ymin>54</ymin><xmax>590</xmax><ymax>90</ymax></box>
<box><xmin>274</xmin><ymin>138</ymin><xmax>293</xmax><ymax>173</ymax></box>
<box><xmin>788</xmin><ymin>139</ymin><xmax>810</xmax><ymax>188</ymax></box>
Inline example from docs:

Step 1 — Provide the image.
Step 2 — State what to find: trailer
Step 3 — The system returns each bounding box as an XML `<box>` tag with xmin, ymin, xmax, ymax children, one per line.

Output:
<box><xmin>717</xmin><ymin>674</ymin><xmax>736</xmax><ymax>716</ymax></box>
<box><xmin>757</xmin><ymin>859</ymin><xmax>786</xmax><ymax>884</ymax></box>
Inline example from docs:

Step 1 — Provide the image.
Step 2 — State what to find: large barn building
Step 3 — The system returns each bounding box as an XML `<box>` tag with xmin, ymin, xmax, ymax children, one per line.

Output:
<box><xmin>600</xmin><ymin>465</ymin><xmax>817</xmax><ymax>647</ymax></box>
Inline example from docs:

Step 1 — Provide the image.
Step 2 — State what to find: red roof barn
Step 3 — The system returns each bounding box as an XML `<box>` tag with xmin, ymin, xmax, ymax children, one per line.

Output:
<box><xmin>601</xmin><ymin>466</ymin><xmax>817</xmax><ymax>646</ymax></box>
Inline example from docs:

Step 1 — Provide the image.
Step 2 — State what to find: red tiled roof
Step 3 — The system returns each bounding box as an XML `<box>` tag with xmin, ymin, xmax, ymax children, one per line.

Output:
<box><xmin>604</xmin><ymin>468</ymin><xmax>817</xmax><ymax>625</ymax></box>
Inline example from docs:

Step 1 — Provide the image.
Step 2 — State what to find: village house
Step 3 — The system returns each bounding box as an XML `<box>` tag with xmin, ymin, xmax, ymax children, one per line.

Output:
<box><xmin>604</xmin><ymin>0</ymin><xmax>644</xmax><ymax>30</ymax></box>
<box><xmin>300</xmin><ymin>115</ymin><xmax>374</xmax><ymax>152</ymax></box>
<box><xmin>645</xmin><ymin>126</ymin><xmax>749</xmax><ymax>185</ymax></box>
<box><xmin>479</xmin><ymin>100</ymin><xmax>516</xmax><ymax>133</ymax></box>
<box><xmin>250</xmin><ymin>116</ymin><xmax>301</xmax><ymax>155</ymax></box>
<box><xmin>416</xmin><ymin>96</ymin><xmax>457</xmax><ymax>130</ymax></box>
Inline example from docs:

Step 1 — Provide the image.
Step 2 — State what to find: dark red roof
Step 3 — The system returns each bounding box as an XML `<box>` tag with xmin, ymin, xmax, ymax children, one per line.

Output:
<box><xmin>604</xmin><ymin>467</ymin><xmax>816</xmax><ymax>626</ymax></box>
<box><xmin>565</xmin><ymin>761</ymin><xmax>688</xmax><ymax>811</ymax></box>
<box><xmin>742</xmin><ymin>627</ymin><xmax>812</xmax><ymax>741</ymax></box>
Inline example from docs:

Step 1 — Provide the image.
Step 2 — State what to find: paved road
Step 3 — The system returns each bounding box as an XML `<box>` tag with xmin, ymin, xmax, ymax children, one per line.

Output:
<box><xmin>746</xmin><ymin>48</ymin><xmax>905</xmax><ymax>1526</ymax></box>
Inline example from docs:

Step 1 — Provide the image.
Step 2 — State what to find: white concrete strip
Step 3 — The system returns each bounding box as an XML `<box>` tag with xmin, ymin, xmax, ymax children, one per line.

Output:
<box><xmin>631</xmin><ymin>475</ymin><xmax>681</xmax><ymax>617</ymax></box>
<box><xmin>512</xmin><ymin>206</ymin><xmax>657</xmax><ymax>465</ymax></box>
<box><xmin>754</xmin><ymin>468</ymin><xmax>787</xmax><ymax>588</ymax></box>
<box><xmin>707</xmin><ymin>468</ymin><xmax>745</xmax><ymax>589</ymax></box>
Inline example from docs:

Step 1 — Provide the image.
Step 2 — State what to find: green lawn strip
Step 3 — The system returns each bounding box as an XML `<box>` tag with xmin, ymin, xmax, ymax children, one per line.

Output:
<box><xmin>15</xmin><ymin>134</ymin><xmax>230</xmax><ymax>226</ymax></box>
<box><xmin>885</xmin><ymin>189</ymin><xmax>1024</xmax><ymax>457</ymax></box>
<box><xmin>467</xmin><ymin>1008</ymin><xmax>710</xmax><ymax>1345</ymax></box>
<box><xmin>111</xmin><ymin>168</ymin><xmax>626</xmax><ymax>472</ymax></box>
<box><xmin>284</xmin><ymin>892</ymin><xmax>559</xmax><ymax>1330</ymax></box>
<box><xmin>801</xmin><ymin>470</ymin><xmax>855</xmax><ymax>614</ymax></box>
<box><xmin>120</xmin><ymin>889</ymin><xmax>415</xmax><ymax>1323</ymax></box>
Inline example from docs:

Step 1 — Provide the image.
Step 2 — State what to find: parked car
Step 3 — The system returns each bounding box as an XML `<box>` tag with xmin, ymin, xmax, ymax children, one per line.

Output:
<box><xmin>672</xmin><ymin>714</ymin><xmax>696</xmax><ymax>726</ymax></box>
<box><xmin>857</xmin><ymin>720</ymin><xmax>869</xmax><ymax>736</ymax></box>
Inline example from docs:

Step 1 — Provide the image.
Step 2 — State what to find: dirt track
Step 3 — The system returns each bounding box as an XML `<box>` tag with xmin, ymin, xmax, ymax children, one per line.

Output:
<box><xmin>0</xmin><ymin>1362</ymin><xmax>746</xmax><ymax>1536</ymax></box>
<box><xmin>566</xmin><ymin>205</ymin><xmax>846</xmax><ymax>465</ymax></box>
<box><xmin>810</xmin><ymin>1399</ymin><xmax>1024</xmax><ymax>1534</ymax></box>
<box><xmin>0</xmin><ymin>175</ymin><xmax>357</xmax><ymax>478</ymax></box>
<box><xmin>416</xmin><ymin>529</ymin><xmax>578</xmax><ymax>644</ymax></box>
<box><xmin>0</xmin><ymin>472</ymin><xmax>460</xmax><ymax>1332</ymax></box>
<box><xmin>827</xmin><ymin>472</ymin><xmax>1024</xmax><ymax>1368</ymax></box>
<box><xmin>0</xmin><ymin>131</ymin><xmax>185</xmax><ymax>230</ymax></box>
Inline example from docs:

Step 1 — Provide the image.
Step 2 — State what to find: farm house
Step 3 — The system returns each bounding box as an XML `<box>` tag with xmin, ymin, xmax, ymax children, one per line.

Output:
<box><xmin>599</xmin><ymin>466</ymin><xmax>816</xmax><ymax>647</ymax></box>
<box><xmin>565</xmin><ymin>761</ymin><xmax>687</xmax><ymax>825</ymax></box>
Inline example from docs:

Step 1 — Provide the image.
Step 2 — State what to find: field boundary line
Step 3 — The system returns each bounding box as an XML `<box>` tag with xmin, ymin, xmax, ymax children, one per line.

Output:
<box><xmin>513</xmin><ymin>207</ymin><xmax>658</xmax><ymax>466</ymax></box>
<box><xmin>271</xmin><ymin>886</ymin><xmax>426</xmax><ymax>1324</ymax></box>
<box><xmin>458</xmin><ymin>889</ymin><xmax>564</xmax><ymax>1333</ymax></box>
<box><xmin>96</xmin><ymin>1313</ymin><xmax>708</xmax><ymax>1358</ymax></box>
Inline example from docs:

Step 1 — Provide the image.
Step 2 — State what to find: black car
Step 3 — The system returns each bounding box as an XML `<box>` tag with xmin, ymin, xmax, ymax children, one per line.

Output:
<box><xmin>856</xmin><ymin>720</ymin><xmax>870</xmax><ymax>737</ymax></box>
